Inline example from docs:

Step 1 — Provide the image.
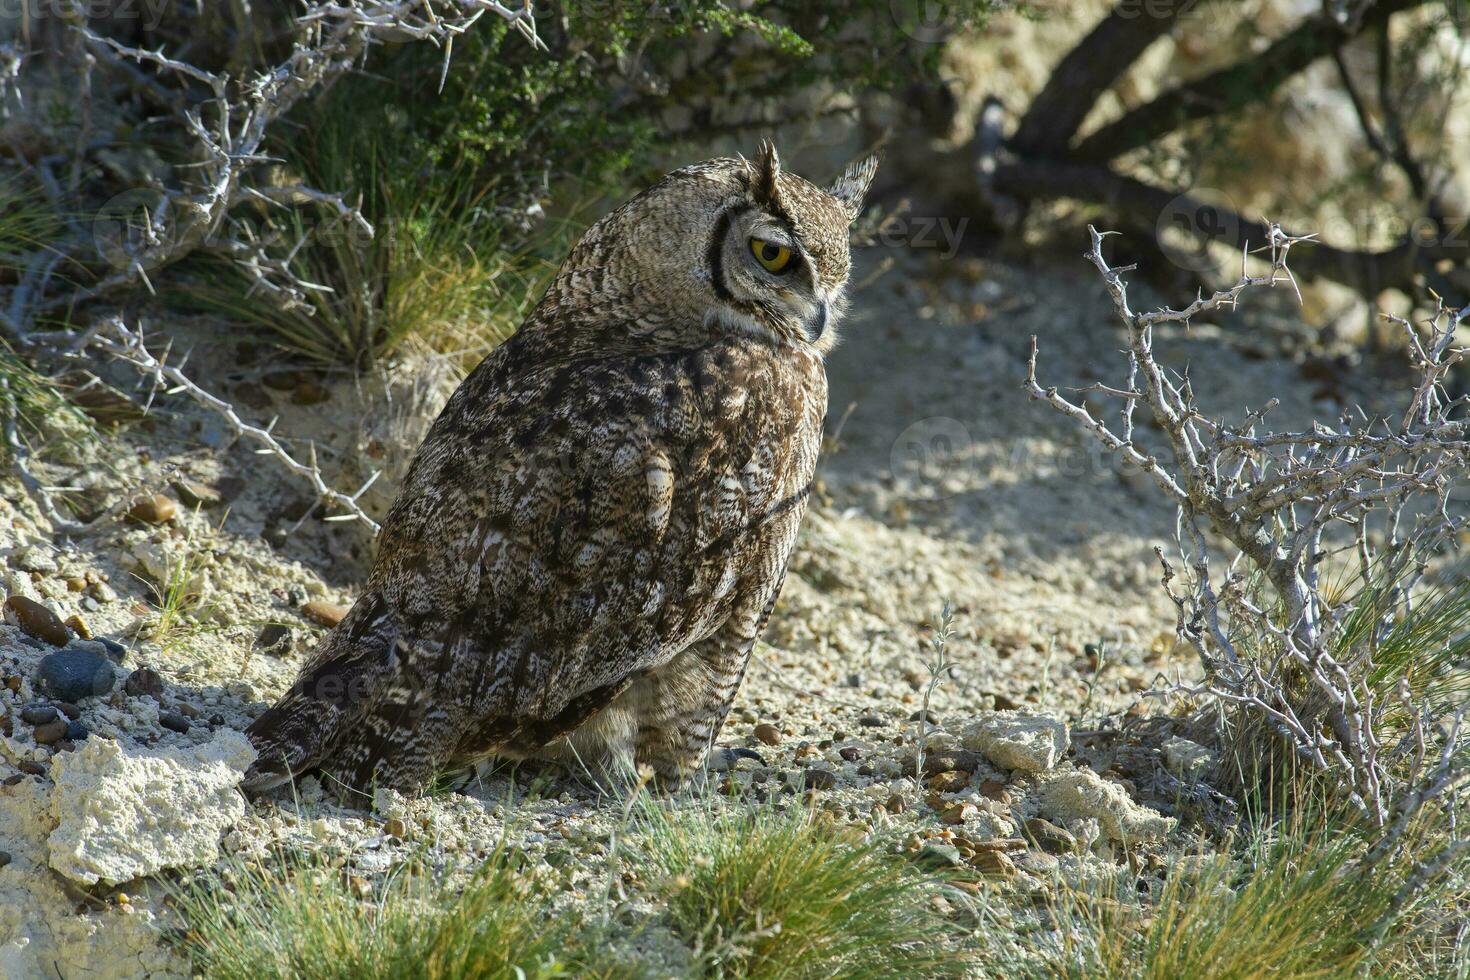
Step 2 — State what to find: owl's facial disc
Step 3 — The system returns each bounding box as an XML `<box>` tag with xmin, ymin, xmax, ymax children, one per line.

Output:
<box><xmin>709</xmin><ymin>206</ymin><xmax>836</xmax><ymax>350</ymax></box>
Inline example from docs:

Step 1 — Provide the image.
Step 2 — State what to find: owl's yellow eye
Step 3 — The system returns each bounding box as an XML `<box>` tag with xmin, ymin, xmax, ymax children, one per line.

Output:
<box><xmin>750</xmin><ymin>238</ymin><xmax>794</xmax><ymax>274</ymax></box>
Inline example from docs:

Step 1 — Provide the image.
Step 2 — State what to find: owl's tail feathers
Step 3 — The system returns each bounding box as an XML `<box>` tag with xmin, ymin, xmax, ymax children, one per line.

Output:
<box><xmin>241</xmin><ymin>595</ymin><xmax>397</xmax><ymax>794</ymax></box>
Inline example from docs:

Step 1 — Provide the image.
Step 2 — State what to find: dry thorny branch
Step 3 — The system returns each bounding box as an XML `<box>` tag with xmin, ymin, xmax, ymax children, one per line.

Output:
<box><xmin>1026</xmin><ymin>225</ymin><xmax>1468</xmax><ymax>865</ymax></box>
<box><xmin>83</xmin><ymin>315</ymin><xmax>384</xmax><ymax>534</ymax></box>
<box><xmin>3</xmin><ymin>1</ymin><xmax>542</xmax><ymax>532</ymax></box>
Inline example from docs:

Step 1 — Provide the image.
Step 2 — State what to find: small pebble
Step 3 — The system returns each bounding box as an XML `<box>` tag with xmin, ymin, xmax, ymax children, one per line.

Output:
<box><xmin>753</xmin><ymin>723</ymin><xmax>782</xmax><ymax>746</ymax></box>
<box><xmin>65</xmin><ymin>721</ymin><xmax>88</xmax><ymax>741</ymax></box>
<box><xmin>18</xmin><ymin>761</ymin><xmax>45</xmax><ymax>776</ymax></box>
<box><xmin>908</xmin><ymin>709</ymin><xmax>941</xmax><ymax>725</ymax></box>
<box><xmin>858</xmin><ymin>715</ymin><xmax>884</xmax><ymax>728</ymax></box>
<box><xmin>885</xmin><ymin>793</ymin><xmax>908</xmax><ymax>814</ymax></box>
<box><xmin>928</xmin><ymin>770</ymin><xmax>969</xmax><ymax>793</ymax></box>
<box><xmin>20</xmin><ymin>705</ymin><xmax>58</xmax><ymax>726</ymax></box>
<box><xmin>33</xmin><ymin>719</ymin><xmax>68</xmax><ymax>744</ymax></box>
<box><xmin>1024</xmin><ymin>817</ymin><xmax>1078</xmax><ymax>855</ymax></box>
<box><xmin>128</xmin><ymin>494</ymin><xmax>179</xmax><ymax>524</ymax></box>
<box><xmin>37</xmin><ymin>648</ymin><xmax>117</xmax><ymax>702</ymax></box>
<box><xmin>979</xmin><ymin>779</ymin><xmax>1011</xmax><ymax>803</ymax></box>
<box><xmin>55</xmin><ymin>702</ymin><xmax>81</xmax><ymax>721</ymax></box>
<box><xmin>0</xmin><ymin>851</ymin><xmax>11</xmax><ymax>869</ymax></box>
<box><xmin>803</xmin><ymin>768</ymin><xmax>837</xmax><ymax>790</ymax></box>
<box><xmin>255</xmin><ymin>623</ymin><xmax>294</xmax><ymax>656</ymax></box>
<box><xmin>1015</xmin><ymin>850</ymin><xmax>1060</xmax><ymax>875</ymax></box>
<box><xmin>3</xmin><ymin>774</ymin><xmax>24</xmax><ymax>787</ymax></box>
<box><xmin>839</xmin><ymin>746</ymin><xmax>861</xmax><ymax>762</ymax></box>
<box><xmin>124</xmin><ymin>668</ymin><xmax>165</xmax><ymax>700</ymax></box>
<box><xmin>63</xmin><ymin>615</ymin><xmax>92</xmax><ymax>640</ymax></box>
<box><xmin>972</xmin><ymin>850</ymin><xmax>1018</xmax><ymax>877</ymax></box>
<box><xmin>302</xmin><ymin>600</ymin><xmax>350</xmax><ymax>628</ymax></box>
<box><xmin>172</xmin><ymin>479</ymin><xmax>222</xmax><ymax>508</ymax></box>
<box><xmin>911</xmin><ymin>752</ymin><xmax>981</xmax><ymax>775</ymax></box>
<box><xmin>5</xmin><ymin>595</ymin><xmax>72</xmax><ymax>646</ymax></box>
<box><xmin>178</xmin><ymin>702</ymin><xmax>202</xmax><ymax>719</ymax></box>
<box><xmin>941</xmin><ymin>802</ymin><xmax>979</xmax><ymax>825</ymax></box>
<box><xmin>159</xmin><ymin>712</ymin><xmax>191</xmax><ymax>734</ymax></box>
<box><xmin>97</xmin><ymin>638</ymin><xmax>127</xmax><ymax>663</ymax></box>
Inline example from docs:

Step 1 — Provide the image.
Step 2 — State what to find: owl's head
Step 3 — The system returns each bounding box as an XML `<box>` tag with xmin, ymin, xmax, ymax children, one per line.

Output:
<box><xmin>701</xmin><ymin>141</ymin><xmax>877</xmax><ymax>353</ymax></box>
<box><xmin>562</xmin><ymin>142</ymin><xmax>877</xmax><ymax>356</ymax></box>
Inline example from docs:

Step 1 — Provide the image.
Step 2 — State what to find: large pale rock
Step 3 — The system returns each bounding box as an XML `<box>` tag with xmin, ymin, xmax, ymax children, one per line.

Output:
<box><xmin>1035</xmin><ymin>769</ymin><xmax>1176</xmax><ymax>844</ymax></box>
<box><xmin>0</xmin><ymin>776</ymin><xmax>186</xmax><ymax>978</ymax></box>
<box><xmin>961</xmin><ymin>711</ymin><xmax>1069</xmax><ymax>772</ymax></box>
<box><xmin>47</xmin><ymin>730</ymin><xmax>256</xmax><ymax>885</ymax></box>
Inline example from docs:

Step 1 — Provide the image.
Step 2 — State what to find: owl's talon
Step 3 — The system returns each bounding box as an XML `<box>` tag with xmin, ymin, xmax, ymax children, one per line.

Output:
<box><xmin>707</xmin><ymin>746</ymin><xmax>766</xmax><ymax>771</ymax></box>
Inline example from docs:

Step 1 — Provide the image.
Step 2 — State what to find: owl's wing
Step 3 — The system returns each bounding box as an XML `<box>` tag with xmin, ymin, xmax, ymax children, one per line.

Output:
<box><xmin>247</xmin><ymin>345</ymin><xmax>782</xmax><ymax>791</ymax></box>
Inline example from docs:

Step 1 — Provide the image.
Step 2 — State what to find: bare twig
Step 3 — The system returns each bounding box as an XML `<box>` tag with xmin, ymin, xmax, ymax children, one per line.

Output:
<box><xmin>88</xmin><ymin>316</ymin><xmax>382</xmax><ymax>534</ymax></box>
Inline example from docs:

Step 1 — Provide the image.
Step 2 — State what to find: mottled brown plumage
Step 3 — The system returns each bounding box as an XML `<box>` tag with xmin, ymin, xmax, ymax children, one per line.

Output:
<box><xmin>244</xmin><ymin>143</ymin><xmax>876</xmax><ymax>795</ymax></box>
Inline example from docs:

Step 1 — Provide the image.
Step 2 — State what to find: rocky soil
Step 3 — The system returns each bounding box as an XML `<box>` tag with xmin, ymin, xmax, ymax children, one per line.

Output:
<box><xmin>0</xmin><ymin>248</ymin><xmax>1367</xmax><ymax>976</ymax></box>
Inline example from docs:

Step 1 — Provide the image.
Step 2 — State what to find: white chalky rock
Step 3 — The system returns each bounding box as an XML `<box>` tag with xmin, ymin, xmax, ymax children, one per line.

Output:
<box><xmin>1035</xmin><ymin>769</ymin><xmax>1176</xmax><ymax>844</ymax></box>
<box><xmin>47</xmin><ymin>729</ymin><xmax>256</xmax><ymax>885</ymax></box>
<box><xmin>1162</xmin><ymin>737</ymin><xmax>1216</xmax><ymax>777</ymax></box>
<box><xmin>961</xmin><ymin>711</ymin><xmax>1069</xmax><ymax>772</ymax></box>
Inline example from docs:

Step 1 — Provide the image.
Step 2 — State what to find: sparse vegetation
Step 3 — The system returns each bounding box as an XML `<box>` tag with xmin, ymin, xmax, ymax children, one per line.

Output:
<box><xmin>631</xmin><ymin>800</ymin><xmax>967</xmax><ymax>979</ymax></box>
<box><xmin>173</xmin><ymin>845</ymin><xmax>629</xmax><ymax>980</ymax></box>
<box><xmin>981</xmin><ymin>796</ymin><xmax>1468</xmax><ymax>978</ymax></box>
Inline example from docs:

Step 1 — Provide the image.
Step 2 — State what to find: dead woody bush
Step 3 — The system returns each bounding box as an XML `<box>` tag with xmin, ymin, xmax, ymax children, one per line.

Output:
<box><xmin>1026</xmin><ymin>225</ymin><xmax>1468</xmax><ymax>876</ymax></box>
<box><xmin>1</xmin><ymin>1</ymin><xmax>542</xmax><ymax>528</ymax></box>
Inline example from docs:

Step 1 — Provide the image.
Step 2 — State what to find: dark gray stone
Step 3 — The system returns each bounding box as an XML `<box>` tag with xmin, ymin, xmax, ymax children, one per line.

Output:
<box><xmin>255</xmin><ymin>623</ymin><xmax>294</xmax><ymax>656</ymax></box>
<box><xmin>123</xmin><ymin>668</ymin><xmax>165</xmax><ymax>700</ymax></box>
<box><xmin>20</xmin><ymin>705</ymin><xmax>57</xmax><ymax>726</ymax></box>
<box><xmin>159</xmin><ymin>712</ymin><xmax>191</xmax><ymax>734</ymax></box>
<box><xmin>37</xmin><ymin>648</ymin><xmax>116</xmax><ymax>702</ymax></box>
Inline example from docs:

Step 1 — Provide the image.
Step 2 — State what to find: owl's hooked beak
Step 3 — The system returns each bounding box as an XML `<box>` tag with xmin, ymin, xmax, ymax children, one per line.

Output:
<box><xmin>805</xmin><ymin>299</ymin><xmax>830</xmax><ymax>343</ymax></box>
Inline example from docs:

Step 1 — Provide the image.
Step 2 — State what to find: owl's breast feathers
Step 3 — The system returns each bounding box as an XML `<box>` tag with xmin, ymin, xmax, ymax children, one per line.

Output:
<box><xmin>245</xmin><ymin>328</ymin><xmax>825</xmax><ymax>789</ymax></box>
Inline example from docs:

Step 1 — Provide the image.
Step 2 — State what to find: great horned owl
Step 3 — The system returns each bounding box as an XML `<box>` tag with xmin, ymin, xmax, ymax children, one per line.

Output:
<box><xmin>244</xmin><ymin>143</ymin><xmax>877</xmax><ymax>796</ymax></box>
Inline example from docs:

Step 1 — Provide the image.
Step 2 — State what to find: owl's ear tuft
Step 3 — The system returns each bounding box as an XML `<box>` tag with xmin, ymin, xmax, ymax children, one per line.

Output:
<box><xmin>829</xmin><ymin>154</ymin><xmax>879</xmax><ymax>223</ymax></box>
<box><xmin>751</xmin><ymin>139</ymin><xmax>782</xmax><ymax>206</ymax></box>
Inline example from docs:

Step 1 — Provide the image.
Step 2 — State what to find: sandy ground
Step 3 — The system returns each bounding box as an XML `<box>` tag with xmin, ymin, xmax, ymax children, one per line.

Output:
<box><xmin>0</xmin><ymin>244</ymin><xmax>1357</xmax><ymax>976</ymax></box>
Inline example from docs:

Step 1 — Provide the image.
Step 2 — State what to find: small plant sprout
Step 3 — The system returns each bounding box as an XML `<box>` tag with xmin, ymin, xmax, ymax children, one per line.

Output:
<box><xmin>1078</xmin><ymin>640</ymin><xmax>1108</xmax><ymax>720</ymax></box>
<box><xmin>916</xmin><ymin>600</ymin><xmax>957</xmax><ymax>781</ymax></box>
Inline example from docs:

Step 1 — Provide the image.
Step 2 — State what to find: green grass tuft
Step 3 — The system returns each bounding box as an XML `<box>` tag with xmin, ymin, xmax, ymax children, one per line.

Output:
<box><xmin>631</xmin><ymin>801</ymin><xmax>968</xmax><ymax>979</ymax></box>
<box><xmin>172</xmin><ymin>844</ymin><xmax>635</xmax><ymax>980</ymax></box>
<box><xmin>981</xmin><ymin>799</ymin><xmax>1469</xmax><ymax>979</ymax></box>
